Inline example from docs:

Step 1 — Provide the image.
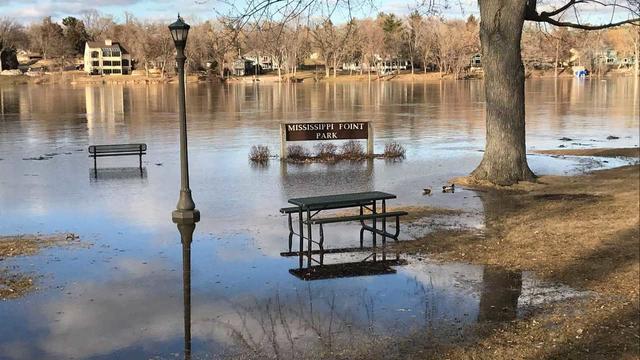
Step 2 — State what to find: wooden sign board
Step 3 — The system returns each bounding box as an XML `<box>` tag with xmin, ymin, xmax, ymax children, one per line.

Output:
<box><xmin>285</xmin><ymin>122</ymin><xmax>368</xmax><ymax>141</ymax></box>
<box><xmin>280</xmin><ymin>121</ymin><xmax>373</xmax><ymax>159</ymax></box>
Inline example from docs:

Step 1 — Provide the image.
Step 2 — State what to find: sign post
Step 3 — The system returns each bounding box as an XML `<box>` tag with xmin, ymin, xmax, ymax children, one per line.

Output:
<box><xmin>280</xmin><ymin>121</ymin><xmax>373</xmax><ymax>160</ymax></box>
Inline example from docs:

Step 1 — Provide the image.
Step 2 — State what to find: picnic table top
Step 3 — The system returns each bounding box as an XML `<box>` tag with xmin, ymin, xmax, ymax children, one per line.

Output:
<box><xmin>288</xmin><ymin>191</ymin><xmax>396</xmax><ymax>209</ymax></box>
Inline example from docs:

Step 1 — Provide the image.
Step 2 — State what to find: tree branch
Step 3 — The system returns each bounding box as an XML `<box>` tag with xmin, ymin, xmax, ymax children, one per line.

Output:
<box><xmin>533</xmin><ymin>14</ymin><xmax>639</xmax><ymax>29</ymax></box>
<box><xmin>525</xmin><ymin>0</ymin><xmax>640</xmax><ymax>29</ymax></box>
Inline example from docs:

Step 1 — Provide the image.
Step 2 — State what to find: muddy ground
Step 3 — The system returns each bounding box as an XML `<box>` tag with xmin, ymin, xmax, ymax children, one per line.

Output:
<box><xmin>535</xmin><ymin>147</ymin><xmax>640</xmax><ymax>158</ymax></box>
<box><xmin>381</xmin><ymin>156</ymin><xmax>639</xmax><ymax>359</ymax></box>
<box><xmin>0</xmin><ymin>234</ymin><xmax>82</xmax><ymax>299</ymax></box>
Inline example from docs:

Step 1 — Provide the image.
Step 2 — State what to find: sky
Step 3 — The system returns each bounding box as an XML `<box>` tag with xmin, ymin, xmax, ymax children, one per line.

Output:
<box><xmin>0</xmin><ymin>0</ymin><xmax>635</xmax><ymax>25</ymax></box>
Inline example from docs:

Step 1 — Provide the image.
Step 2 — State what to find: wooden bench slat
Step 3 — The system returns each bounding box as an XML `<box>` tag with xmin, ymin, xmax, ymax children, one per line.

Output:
<box><xmin>306</xmin><ymin>211</ymin><xmax>408</xmax><ymax>225</ymax></box>
<box><xmin>89</xmin><ymin>144</ymin><xmax>147</xmax><ymax>154</ymax></box>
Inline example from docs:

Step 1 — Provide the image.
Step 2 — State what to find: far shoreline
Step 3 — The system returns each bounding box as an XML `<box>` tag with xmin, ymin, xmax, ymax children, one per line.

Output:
<box><xmin>1</xmin><ymin>68</ymin><xmax>637</xmax><ymax>86</ymax></box>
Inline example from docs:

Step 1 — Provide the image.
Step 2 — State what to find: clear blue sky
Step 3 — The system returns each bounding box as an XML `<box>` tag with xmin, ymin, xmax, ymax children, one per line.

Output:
<box><xmin>0</xmin><ymin>0</ymin><xmax>633</xmax><ymax>25</ymax></box>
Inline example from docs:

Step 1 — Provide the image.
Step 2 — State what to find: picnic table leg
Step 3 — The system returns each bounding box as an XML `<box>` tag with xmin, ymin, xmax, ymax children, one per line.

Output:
<box><xmin>287</xmin><ymin>213</ymin><xmax>293</xmax><ymax>253</ymax></box>
<box><xmin>139</xmin><ymin>149</ymin><xmax>143</xmax><ymax>171</ymax></box>
<box><xmin>359</xmin><ymin>205</ymin><xmax>364</xmax><ymax>248</ymax></box>
<box><xmin>306</xmin><ymin>209</ymin><xmax>312</xmax><ymax>268</ymax></box>
<box><xmin>298</xmin><ymin>209</ymin><xmax>304</xmax><ymax>268</ymax></box>
<box><xmin>372</xmin><ymin>200</ymin><xmax>377</xmax><ymax>248</ymax></box>
<box><xmin>319</xmin><ymin>224</ymin><xmax>324</xmax><ymax>265</ymax></box>
<box><xmin>382</xmin><ymin>199</ymin><xmax>387</xmax><ymax>247</ymax></box>
<box><xmin>93</xmin><ymin>154</ymin><xmax>97</xmax><ymax>178</ymax></box>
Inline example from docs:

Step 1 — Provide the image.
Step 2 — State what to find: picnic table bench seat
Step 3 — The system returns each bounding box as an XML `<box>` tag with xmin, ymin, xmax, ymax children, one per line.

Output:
<box><xmin>305</xmin><ymin>211</ymin><xmax>408</xmax><ymax>225</ymax></box>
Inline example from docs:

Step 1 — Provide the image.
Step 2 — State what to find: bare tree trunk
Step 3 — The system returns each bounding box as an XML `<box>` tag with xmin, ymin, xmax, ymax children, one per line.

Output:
<box><xmin>635</xmin><ymin>30</ymin><xmax>639</xmax><ymax>78</ymax></box>
<box><xmin>325</xmin><ymin>63</ymin><xmax>330</xmax><ymax>77</ymax></box>
<box><xmin>554</xmin><ymin>39</ymin><xmax>559</xmax><ymax>78</ymax></box>
<box><xmin>471</xmin><ymin>0</ymin><xmax>535</xmax><ymax>185</ymax></box>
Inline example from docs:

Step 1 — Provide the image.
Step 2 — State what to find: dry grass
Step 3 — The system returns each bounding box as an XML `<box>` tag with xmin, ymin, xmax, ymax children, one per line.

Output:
<box><xmin>340</xmin><ymin>140</ymin><xmax>365</xmax><ymax>160</ymax></box>
<box><xmin>1</xmin><ymin>233</ymin><xmax>84</xmax><ymax>299</ymax></box>
<box><xmin>535</xmin><ymin>147</ymin><xmax>640</xmax><ymax>158</ymax></box>
<box><xmin>248</xmin><ymin>145</ymin><xmax>271</xmax><ymax>163</ymax></box>
<box><xmin>383</xmin><ymin>142</ymin><xmax>406</xmax><ymax>159</ymax></box>
<box><xmin>389</xmin><ymin>164</ymin><xmax>639</xmax><ymax>359</ymax></box>
<box><xmin>314</xmin><ymin>143</ymin><xmax>339</xmax><ymax>160</ymax></box>
<box><xmin>286</xmin><ymin>144</ymin><xmax>310</xmax><ymax>161</ymax></box>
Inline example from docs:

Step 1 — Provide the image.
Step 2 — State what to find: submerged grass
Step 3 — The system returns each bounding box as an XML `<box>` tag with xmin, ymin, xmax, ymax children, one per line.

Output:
<box><xmin>248</xmin><ymin>145</ymin><xmax>271</xmax><ymax>163</ymax></box>
<box><xmin>0</xmin><ymin>233</ymin><xmax>85</xmax><ymax>300</ymax></box>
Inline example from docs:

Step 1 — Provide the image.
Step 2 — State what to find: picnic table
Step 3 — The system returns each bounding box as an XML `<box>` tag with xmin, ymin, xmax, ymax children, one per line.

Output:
<box><xmin>280</xmin><ymin>191</ymin><xmax>407</xmax><ymax>269</ymax></box>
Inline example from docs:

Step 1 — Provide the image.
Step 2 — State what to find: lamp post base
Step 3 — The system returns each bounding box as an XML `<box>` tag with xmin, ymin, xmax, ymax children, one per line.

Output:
<box><xmin>172</xmin><ymin>209</ymin><xmax>200</xmax><ymax>224</ymax></box>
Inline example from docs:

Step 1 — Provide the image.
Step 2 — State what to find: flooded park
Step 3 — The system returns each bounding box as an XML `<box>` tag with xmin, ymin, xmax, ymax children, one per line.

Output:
<box><xmin>0</xmin><ymin>77</ymin><xmax>638</xmax><ymax>359</ymax></box>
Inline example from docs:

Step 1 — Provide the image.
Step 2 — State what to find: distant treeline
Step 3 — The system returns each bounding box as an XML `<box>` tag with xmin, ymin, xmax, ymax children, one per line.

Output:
<box><xmin>0</xmin><ymin>10</ymin><xmax>638</xmax><ymax>77</ymax></box>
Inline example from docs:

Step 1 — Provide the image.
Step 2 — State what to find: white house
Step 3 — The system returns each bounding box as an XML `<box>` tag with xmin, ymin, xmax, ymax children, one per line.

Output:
<box><xmin>243</xmin><ymin>51</ymin><xmax>280</xmax><ymax>71</ymax></box>
<box><xmin>84</xmin><ymin>40</ymin><xmax>132</xmax><ymax>75</ymax></box>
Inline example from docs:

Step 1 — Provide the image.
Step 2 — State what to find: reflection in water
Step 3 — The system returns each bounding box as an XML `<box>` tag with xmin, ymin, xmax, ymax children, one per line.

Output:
<box><xmin>289</xmin><ymin>248</ymin><xmax>407</xmax><ymax>281</ymax></box>
<box><xmin>177</xmin><ymin>221</ymin><xmax>196</xmax><ymax>360</ymax></box>
<box><xmin>279</xmin><ymin>159</ymin><xmax>375</xmax><ymax>200</ymax></box>
<box><xmin>478</xmin><ymin>267</ymin><xmax>523</xmax><ymax>322</ymax></box>
<box><xmin>88</xmin><ymin>167</ymin><xmax>147</xmax><ymax>181</ymax></box>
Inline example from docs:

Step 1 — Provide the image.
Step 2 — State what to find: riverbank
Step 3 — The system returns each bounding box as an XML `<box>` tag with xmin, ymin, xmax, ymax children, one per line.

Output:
<box><xmin>2</xmin><ymin>67</ymin><xmax>636</xmax><ymax>86</ymax></box>
<box><xmin>380</xmin><ymin>149</ymin><xmax>639</xmax><ymax>359</ymax></box>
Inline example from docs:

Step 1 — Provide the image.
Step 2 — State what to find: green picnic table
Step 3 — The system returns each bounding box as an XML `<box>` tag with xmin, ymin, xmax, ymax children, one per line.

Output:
<box><xmin>280</xmin><ymin>191</ymin><xmax>408</xmax><ymax>269</ymax></box>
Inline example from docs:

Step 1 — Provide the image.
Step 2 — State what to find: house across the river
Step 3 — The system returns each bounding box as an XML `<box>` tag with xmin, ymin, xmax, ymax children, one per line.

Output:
<box><xmin>83</xmin><ymin>39</ymin><xmax>132</xmax><ymax>75</ymax></box>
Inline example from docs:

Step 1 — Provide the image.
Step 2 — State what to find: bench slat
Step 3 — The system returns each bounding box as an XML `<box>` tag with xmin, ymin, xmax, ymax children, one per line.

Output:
<box><xmin>89</xmin><ymin>152</ymin><xmax>146</xmax><ymax>157</ymax></box>
<box><xmin>89</xmin><ymin>144</ymin><xmax>147</xmax><ymax>154</ymax></box>
<box><xmin>306</xmin><ymin>211</ymin><xmax>408</xmax><ymax>225</ymax></box>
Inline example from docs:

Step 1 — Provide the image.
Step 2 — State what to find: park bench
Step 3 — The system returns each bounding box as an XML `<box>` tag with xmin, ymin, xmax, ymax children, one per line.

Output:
<box><xmin>88</xmin><ymin>143</ymin><xmax>147</xmax><ymax>171</ymax></box>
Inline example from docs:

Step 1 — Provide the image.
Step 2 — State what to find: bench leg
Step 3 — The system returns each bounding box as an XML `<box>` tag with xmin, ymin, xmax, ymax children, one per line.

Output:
<box><xmin>306</xmin><ymin>209</ymin><xmax>312</xmax><ymax>268</ymax></box>
<box><xmin>319</xmin><ymin>224</ymin><xmax>324</xmax><ymax>265</ymax></box>
<box><xmin>372</xmin><ymin>200</ymin><xmax>377</xmax><ymax>249</ymax></box>
<box><xmin>359</xmin><ymin>205</ymin><xmax>364</xmax><ymax>248</ymax></box>
<box><xmin>287</xmin><ymin>213</ymin><xmax>293</xmax><ymax>252</ymax></box>
<box><xmin>139</xmin><ymin>152</ymin><xmax>142</xmax><ymax>171</ymax></box>
<box><xmin>93</xmin><ymin>155</ymin><xmax>98</xmax><ymax>178</ymax></box>
<box><xmin>298</xmin><ymin>210</ymin><xmax>303</xmax><ymax>268</ymax></box>
<box><xmin>381</xmin><ymin>199</ymin><xmax>387</xmax><ymax>247</ymax></box>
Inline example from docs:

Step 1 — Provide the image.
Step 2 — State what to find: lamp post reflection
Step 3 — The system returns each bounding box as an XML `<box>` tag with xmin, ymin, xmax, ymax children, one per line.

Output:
<box><xmin>177</xmin><ymin>220</ymin><xmax>195</xmax><ymax>360</ymax></box>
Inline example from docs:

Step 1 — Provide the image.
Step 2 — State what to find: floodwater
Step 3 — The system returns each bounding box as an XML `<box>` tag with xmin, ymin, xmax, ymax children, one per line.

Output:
<box><xmin>0</xmin><ymin>77</ymin><xmax>638</xmax><ymax>359</ymax></box>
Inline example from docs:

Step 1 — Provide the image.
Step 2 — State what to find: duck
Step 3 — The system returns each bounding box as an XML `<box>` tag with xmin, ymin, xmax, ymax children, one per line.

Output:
<box><xmin>422</xmin><ymin>188</ymin><xmax>432</xmax><ymax>195</ymax></box>
<box><xmin>442</xmin><ymin>184</ymin><xmax>455</xmax><ymax>193</ymax></box>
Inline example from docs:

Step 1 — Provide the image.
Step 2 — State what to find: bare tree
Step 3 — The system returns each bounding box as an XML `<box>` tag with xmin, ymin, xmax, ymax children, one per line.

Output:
<box><xmin>311</xmin><ymin>19</ymin><xmax>356</xmax><ymax>78</ymax></box>
<box><xmin>0</xmin><ymin>18</ymin><xmax>28</xmax><ymax>70</ymax></box>
<box><xmin>81</xmin><ymin>9</ymin><xmax>116</xmax><ymax>40</ymax></box>
<box><xmin>356</xmin><ymin>18</ymin><xmax>384</xmax><ymax>79</ymax></box>
<box><xmin>470</xmin><ymin>0</ymin><xmax>640</xmax><ymax>185</ymax></box>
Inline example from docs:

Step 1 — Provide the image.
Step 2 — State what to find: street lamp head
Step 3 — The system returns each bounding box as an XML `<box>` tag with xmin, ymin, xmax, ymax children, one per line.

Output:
<box><xmin>169</xmin><ymin>15</ymin><xmax>190</xmax><ymax>49</ymax></box>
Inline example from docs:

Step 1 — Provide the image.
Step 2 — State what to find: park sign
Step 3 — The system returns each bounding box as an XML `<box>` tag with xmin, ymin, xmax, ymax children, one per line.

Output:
<box><xmin>279</xmin><ymin>121</ymin><xmax>374</xmax><ymax>159</ymax></box>
<box><xmin>285</xmin><ymin>122</ymin><xmax>368</xmax><ymax>141</ymax></box>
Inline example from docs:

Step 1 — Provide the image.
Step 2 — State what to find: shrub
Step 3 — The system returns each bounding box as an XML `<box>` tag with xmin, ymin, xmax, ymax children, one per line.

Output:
<box><xmin>314</xmin><ymin>143</ymin><xmax>338</xmax><ymax>159</ymax></box>
<box><xmin>286</xmin><ymin>144</ymin><xmax>309</xmax><ymax>161</ymax></box>
<box><xmin>249</xmin><ymin>145</ymin><xmax>270</xmax><ymax>163</ymax></box>
<box><xmin>383</xmin><ymin>142</ymin><xmax>406</xmax><ymax>159</ymax></box>
<box><xmin>340</xmin><ymin>140</ymin><xmax>365</xmax><ymax>159</ymax></box>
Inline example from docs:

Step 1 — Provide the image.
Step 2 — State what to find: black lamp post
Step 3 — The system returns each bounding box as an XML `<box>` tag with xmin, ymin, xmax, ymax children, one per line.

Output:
<box><xmin>169</xmin><ymin>15</ymin><xmax>200</xmax><ymax>223</ymax></box>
